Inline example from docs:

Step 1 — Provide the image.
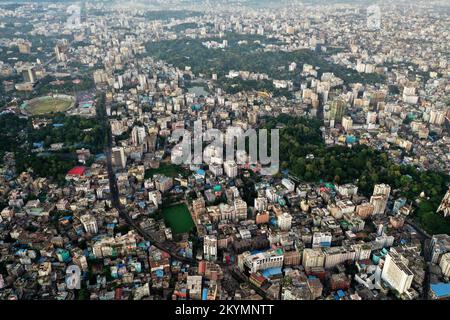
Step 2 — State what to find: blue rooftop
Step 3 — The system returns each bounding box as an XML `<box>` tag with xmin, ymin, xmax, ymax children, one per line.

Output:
<box><xmin>262</xmin><ymin>267</ymin><xmax>282</xmax><ymax>278</ymax></box>
<box><xmin>202</xmin><ymin>288</ymin><xmax>208</xmax><ymax>301</ymax></box>
<box><xmin>431</xmin><ymin>283</ymin><xmax>450</xmax><ymax>298</ymax></box>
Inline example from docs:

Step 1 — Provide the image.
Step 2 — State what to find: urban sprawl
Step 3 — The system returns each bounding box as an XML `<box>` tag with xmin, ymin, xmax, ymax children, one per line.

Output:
<box><xmin>0</xmin><ymin>0</ymin><xmax>449</xmax><ymax>301</ymax></box>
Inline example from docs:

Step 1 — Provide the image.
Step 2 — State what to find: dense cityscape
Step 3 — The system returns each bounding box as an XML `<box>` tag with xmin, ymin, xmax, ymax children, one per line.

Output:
<box><xmin>0</xmin><ymin>0</ymin><xmax>449</xmax><ymax>302</ymax></box>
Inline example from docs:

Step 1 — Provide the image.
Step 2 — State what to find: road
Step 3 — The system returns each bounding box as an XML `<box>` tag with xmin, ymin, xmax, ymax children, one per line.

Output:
<box><xmin>98</xmin><ymin>95</ymin><xmax>270</xmax><ymax>298</ymax></box>
<box><xmin>99</xmin><ymin>95</ymin><xmax>197</xmax><ymax>265</ymax></box>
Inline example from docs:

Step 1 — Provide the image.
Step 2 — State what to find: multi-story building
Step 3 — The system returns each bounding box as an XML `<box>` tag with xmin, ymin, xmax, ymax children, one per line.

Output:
<box><xmin>255</xmin><ymin>211</ymin><xmax>269</xmax><ymax>224</ymax></box>
<box><xmin>112</xmin><ymin>147</ymin><xmax>127</xmax><ymax>169</ymax></box>
<box><xmin>224</xmin><ymin>160</ymin><xmax>237</xmax><ymax>178</ymax></box>
<box><xmin>302</xmin><ymin>248</ymin><xmax>325</xmax><ymax>268</ymax></box>
<box><xmin>277</xmin><ymin>212</ymin><xmax>292</xmax><ymax>231</ymax></box>
<box><xmin>254</xmin><ymin>197</ymin><xmax>268</xmax><ymax>212</ymax></box>
<box><xmin>381</xmin><ymin>251</ymin><xmax>414</xmax><ymax>294</ymax></box>
<box><xmin>242</xmin><ymin>249</ymin><xmax>284</xmax><ymax>273</ymax></box>
<box><xmin>370</xmin><ymin>195</ymin><xmax>388</xmax><ymax>215</ymax></box>
<box><xmin>131</xmin><ymin>126</ymin><xmax>147</xmax><ymax>146</ymax></box>
<box><xmin>203</xmin><ymin>235</ymin><xmax>218</xmax><ymax>262</ymax></box>
<box><xmin>323</xmin><ymin>246</ymin><xmax>356</xmax><ymax>269</ymax></box>
<box><xmin>234</xmin><ymin>198</ymin><xmax>248</xmax><ymax>221</ymax></box>
<box><xmin>80</xmin><ymin>214</ymin><xmax>98</xmax><ymax>234</ymax></box>
<box><xmin>312</xmin><ymin>232</ymin><xmax>332</xmax><ymax>248</ymax></box>
<box><xmin>437</xmin><ymin>188</ymin><xmax>450</xmax><ymax>218</ymax></box>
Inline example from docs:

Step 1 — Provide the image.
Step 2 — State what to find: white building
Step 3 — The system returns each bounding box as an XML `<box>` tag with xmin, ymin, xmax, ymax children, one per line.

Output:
<box><xmin>112</xmin><ymin>147</ymin><xmax>127</xmax><ymax>169</ymax></box>
<box><xmin>224</xmin><ymin>160</ymin><xmax>238</xmax><ymax>178</ymax></box>
<box><xmin>381</xmin><ymin>251</ymin><xmax>414</xmax><ymax>294</ymax></box>
<box><xmin>254</xmin><ymin>197</ymin><xmax>268</xmax><ymax>212</ymax></box>
<box><xmin>203</xmin><ymin>235</ymin><xmax>218</xmax><ymax>262</ymax></box>
<box><xmin>80</xmin><ymin>214</ymin><xmax>98</xmax><ymax>234</ymax></box>
<box><xmin>243</xmin><ymin>249</ymin><xmax>284</xmax><ymax>273</ymax></box>
<box><xmin>277</xmin><ymin>212</ymin><xmax>292</xmax><ymax>231</ymax></box>
<box><xmin>312</xmin><ymin>232</ymin><xmax>332</xmax><ymax>248</ymax></box>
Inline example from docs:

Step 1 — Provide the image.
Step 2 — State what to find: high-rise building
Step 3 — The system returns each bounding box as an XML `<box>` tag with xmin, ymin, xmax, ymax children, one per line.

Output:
<box><xmin>370</xmin><ymin>184</ymin><xmax>391</xmax><ymax>215</ymax></box>
<box><xmin>370</xmin><ymin>195</ymin><xmax>388</xmax><ymax>215</ymax></box>
<box><xmin>429</xmin><ymin>234</ymin><xmax>450</xmax><ymax>264</ymax></box>
<box><xmin>342</xmin><ymin>116</ymin><xmax>353</xmax><ymax>132</ymax></box>
<box><xmin>18</xmin><ymin>41</ymin><xmax>31</xmax><ymax>54</ymax></box>
<box><xmin>277</xmin><ymin>212</ymin><xmax>292</xmax><ymax>231</ymax></box>
<box><xmin>22</xmin><ymin>67</ymin><xmax>36</xmax><ymax>84</ymax></box>
<box><xmin>111</xmin><ymin>147</ymin><xmax>127</xmax><ymax>168</ymax></box>
<box><xmin>224</xmin><ymin>160</ymin><xmax>237</xmax><ymax>178</ymax></box>
<box><xmin>203</xmin><ymin>235</ymin><xmax>217</xmax><ymax>261</ymax></box>
<box><xmin>329</xmin><ymin>98</ymin><xmax>347</xmax><ymax>122</ymax></box>
<box><xmin>437</xmin><ymin>188</ymin><xmax>450</xmax><ymax>218</ymax></box>
<box><xmin>80</xmin><ymin>214</ymin><xmax>98</xmax><ymax>234</ymax></box>
<box><xmin>254</xmin><ymin>197</ymin><xmax>268</xmax><ymax>212</ymax></box>
<box><xmin>373</xmin><ymin>184</ymin><xmax>391</xmax><ymax>197</ymax></box>
<box><xmin>381</xmin><ymin>251</ymin><xmax>414</xmax><ymax>294</ymax></box>
<box><xmin>234</xmin><ymin>198</ymin><xmax>248</xmax><ymax>221</ymax></box>
<box><xmin>302</xmin><ymin>248</ymin><xmax>325</xmax><ymax>268</ymax></box>
<box><xmin>131</xmin><ymin>126</ymin><xmax>147</xmax><ymax>146</ymax></box>
<box><xmin>439</xmin><ymin>253</ymin><xmax>450</xmax><ymax>277</ymax></box>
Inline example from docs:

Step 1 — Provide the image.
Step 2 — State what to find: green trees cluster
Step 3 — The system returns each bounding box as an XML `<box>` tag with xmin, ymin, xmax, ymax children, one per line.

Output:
<box><xmin>29</xmin><ymin>114</ymin><xmax>105</xmax><ymax>153</ymax></box>
<box><xmin>0</xmin><ymin>113</ymin><xmax>28</xmax><ymax>160</ymax></box>
<box><xmin>1</xmin><ymin>94</ymin><xmax>107</xmax><ymax>185</ymax></box>
<box><xmin>144</xmin><ymin>33</ymin><xmax>385</xmax><ymax>94</ymax></box>
<box><xmin>264</xmin><ymin>114</ymin><xmax>450</xmax><ymax>234</ymax></box>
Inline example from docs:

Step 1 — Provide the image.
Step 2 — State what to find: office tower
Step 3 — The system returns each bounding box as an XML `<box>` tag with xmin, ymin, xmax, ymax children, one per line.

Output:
<box><xmin>203</xmin><ymin>235</ymin><xmax>217</xmax><ymax>261</ymax></box>
<box><xmin>111</xmin><ymin>147</ymin><xmax>126</xmax><ymax>168</ymax></box>
<box><xmin>381</xmin><ymin>251</ymin><xmax>414</xmax><ymax>294</ymax></box>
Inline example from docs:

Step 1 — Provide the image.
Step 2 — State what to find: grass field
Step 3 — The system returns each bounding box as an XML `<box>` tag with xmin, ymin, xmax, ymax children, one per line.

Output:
<box><xmin>26</xmin><ymin>97</ymin><xmax>74</xmax><ymax>115</ymax></box>
<box><xmin>162</xmin><ymin>203</ymin><xmax>195</xmax><ymax>234</ymax></box>
<box><xmin>145</xmin><ymin>163</ymin><xmax>187</xmax><ymax>179</ymax></box>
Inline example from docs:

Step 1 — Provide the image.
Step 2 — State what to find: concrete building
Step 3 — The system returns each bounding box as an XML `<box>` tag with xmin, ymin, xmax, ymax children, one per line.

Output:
<box><xmin>302</xmin><ymin>248</ymin><xmax>325</xmax><ymax>268</ymax></box>
<box><xmin>224</xmin><ymin>160</ymin><xmax>238</xmax><ymax>178</ymax></box>
<box><xmin>439</xmin><ymin>253</ymin><xmax>450</xmax><ymax>277</ymax></box>
<box><xmin>203</xmin><ymin>235</ymin><xmax>218</xmax><ymax>262</ymax></box>
<box><xmin>80</xmin><ymin>214</ymin><xmax>98</xmax><ymax>234</ymax></box>
<box><xmin>112</xmin><ymin>147</ymin><xmax>127</xmax><ymax>169</ymax></box>
<box><xmin>381</xmin><ymin>251</ymin><xmax>414</xmax><ymax>294</ymax></box>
